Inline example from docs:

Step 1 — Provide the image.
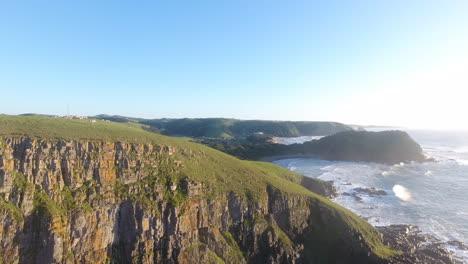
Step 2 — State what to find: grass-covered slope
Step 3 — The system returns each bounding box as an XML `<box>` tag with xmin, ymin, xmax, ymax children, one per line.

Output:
<box><xmin>0</xmin><ymin>114</ymin><xmax>395</xmax><ymax>260</ymax></box>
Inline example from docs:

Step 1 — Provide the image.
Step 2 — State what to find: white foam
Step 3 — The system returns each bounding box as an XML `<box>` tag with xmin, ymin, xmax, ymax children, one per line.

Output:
<box><xmin>393</xmin><ymin>185</ymin><xmax>412</xmax><ymax>201</ymax></box>
<box><xmin>456</xmin><ymin>159</ymin><xmax>468</xmax><ymax>166</ymax></box>
<box><xmin>455</xmin><ymin>211</ymin><xmax>468</xmax><ymax>216</ymax></box>
<box><xmin>381</xmin><ymin>171</ymin><xmax>391</xmax><ymax>176</ymax></box>
<box><xmin>424</xmin><ymin>170</ymin><xmax>433</xmax><ymax>176</ymax></box>
<box><xmin>320</xmin><ymin>165</ymin><xmax>334</xmax><ymax>171</ymax></box>
<box><xmin>446</xmin><ymin>244</ymin><xmax>468</xmax><ymax>263</ymax></box>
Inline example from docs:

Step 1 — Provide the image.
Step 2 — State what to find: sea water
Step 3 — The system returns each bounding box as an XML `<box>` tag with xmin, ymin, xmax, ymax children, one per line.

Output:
<box><xmin>273</xmin><ymin>129</ymin><xmax>468</xmax><ymax>262</ymax></box>
<box><xmin>272</xmin><ymin>135</ymin><xmax>324</xmax><ymax>145</ymax></box>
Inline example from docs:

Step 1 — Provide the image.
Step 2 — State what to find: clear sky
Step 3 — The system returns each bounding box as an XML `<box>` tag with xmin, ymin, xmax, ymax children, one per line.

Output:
<box><xmin>1</xmin><ymin>1</ymin><xmax>467</xmax><ymax>129</ymax></box>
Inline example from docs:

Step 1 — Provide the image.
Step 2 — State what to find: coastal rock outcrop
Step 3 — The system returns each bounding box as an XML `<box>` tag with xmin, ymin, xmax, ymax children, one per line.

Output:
<box><xmin>353</xmin><ymin>187</ymin><xmax>388</xmax><ymax>196</ymax></box>
<box><xmin>300</xmin><ymin>177</ymin><xmax>337</xmax><ymax>199</ymax></box>
<box><xmin>303</xmin><ymin>130</ymin><xmax>428</xmax><ymax>164</ymax></box>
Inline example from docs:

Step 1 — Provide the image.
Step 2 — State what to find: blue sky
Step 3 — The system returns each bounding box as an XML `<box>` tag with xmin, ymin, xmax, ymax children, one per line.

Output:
<box><xmin>1</xmin><ymin>1</ymin><xmax>467</xmax><ymax>128</ymax></box>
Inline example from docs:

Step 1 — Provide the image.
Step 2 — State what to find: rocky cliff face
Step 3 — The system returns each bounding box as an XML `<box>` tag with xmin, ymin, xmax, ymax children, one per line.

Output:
<box><xmin>0</xmin><ymin>138</ymin><xmax>384</xmax><ymax>264</ymax></box>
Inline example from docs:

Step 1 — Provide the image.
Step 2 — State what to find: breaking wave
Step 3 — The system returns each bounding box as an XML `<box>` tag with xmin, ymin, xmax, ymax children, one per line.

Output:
<box><xmin>392</xmin><ymin>185</ymin><xmax>412</xmax><ymax>201</ymax></box>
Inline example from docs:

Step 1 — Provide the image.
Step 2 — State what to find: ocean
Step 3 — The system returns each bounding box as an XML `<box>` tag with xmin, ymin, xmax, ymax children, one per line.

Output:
<box><xmin>273</xmin><ymin>129</ymin><xmax>468</xmax><ymax>262</ymax></box>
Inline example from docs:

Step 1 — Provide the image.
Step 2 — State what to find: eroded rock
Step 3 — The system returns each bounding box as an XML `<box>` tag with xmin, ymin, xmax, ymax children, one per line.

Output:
<box><xmin>378</xmin><ymin>225</ymin><xmax>463</xmax><ymax>264</ymax></box>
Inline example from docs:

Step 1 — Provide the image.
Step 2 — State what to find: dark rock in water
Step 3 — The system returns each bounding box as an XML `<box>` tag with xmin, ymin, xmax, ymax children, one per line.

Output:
<box><xmin>352</xmin><ymin>193</ymin><xmax>363</xmax><ymax>202</ymax></box>
<box><xmin>353</xmin><ymin>187</ymin><xmax>388</xmax><ymax>196</ymax></box>
<box><xmin>353</xmin><ymin>195</ymin><xmax>362</xmax><ymax>202</ymax></box>
<box><xmin>342</xmin><ymin>192</ymin><xmax>364</xmax><ymax>202</ymax></box>
<box><xmin>447</xmin><ymin>240</ymin><xmax>468</xmax><ymax>250</ymax></box>
<box><xmin>378</xmin><ymin>225</ymin><xmax>463</xmax><ymax>264</ymax></box>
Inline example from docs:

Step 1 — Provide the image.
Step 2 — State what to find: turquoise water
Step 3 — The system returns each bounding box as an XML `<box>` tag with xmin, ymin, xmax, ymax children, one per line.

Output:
<box><xmin>274</xmin><ymin>130</ymin><xmax>468</xmax><ymax>262</ymax></box>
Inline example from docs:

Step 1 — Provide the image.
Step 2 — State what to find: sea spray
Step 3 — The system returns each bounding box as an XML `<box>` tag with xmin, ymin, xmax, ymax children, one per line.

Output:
<box><xmin>393</xmin><ymin>185</ymin><xmax>411</xmax><ymax>201</ymax></box>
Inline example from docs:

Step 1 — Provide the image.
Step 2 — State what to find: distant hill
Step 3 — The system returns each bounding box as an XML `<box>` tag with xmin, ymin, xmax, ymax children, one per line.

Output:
<box><xmin>297</xmin><ymin>130</ymin><xmax>427</xmax><ymax>164</ymax></box>
<box><xmin>92</xmin><ymin>115</ymin><xmax>353</xmax><ymax>138</ymax></box>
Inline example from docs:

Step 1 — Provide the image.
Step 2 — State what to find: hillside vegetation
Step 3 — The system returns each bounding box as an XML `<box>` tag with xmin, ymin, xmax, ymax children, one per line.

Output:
<box><xmin>92</xmin><ymin>115</ymin><xmax>352</xmax><ymax>138</ymax></box>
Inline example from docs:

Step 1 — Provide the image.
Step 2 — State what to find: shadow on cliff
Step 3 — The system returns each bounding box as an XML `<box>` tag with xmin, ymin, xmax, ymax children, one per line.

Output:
<box><xmin>108</xmin><ymin>200</ymin><xmax>139</xmax><ymax>264</ymax></box>
<box><xmin>18</xmin><ymin>210</ymin><xmax>55</xmax><ymax>264</ymax></box>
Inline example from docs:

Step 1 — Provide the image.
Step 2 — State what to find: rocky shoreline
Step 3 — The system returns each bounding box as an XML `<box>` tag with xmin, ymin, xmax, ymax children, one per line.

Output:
<box><xmin>379</xmin><ymin>224</ymin><xmax>465</xmax><ymax>264</ymax></box>
<box><xmin>272</xmin><ymin>162</ymin><xmax>466</xmax><ymax>263</ymax></box>
<box><xmin>334</xmin><ymin>185</ymin><xmax>466</xmax><ymax>263</ymax></box>
<box><xmin>296</xmin><ymin>171</ymin><xmax>465</xmax><ymax>263</ymax></box>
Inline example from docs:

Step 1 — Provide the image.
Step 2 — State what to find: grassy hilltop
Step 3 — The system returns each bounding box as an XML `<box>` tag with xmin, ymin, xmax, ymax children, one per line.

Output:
<box><xmin>0</xmin><ymin>114</ymin><xmax>172</xmax><ymax>143</ymax></box>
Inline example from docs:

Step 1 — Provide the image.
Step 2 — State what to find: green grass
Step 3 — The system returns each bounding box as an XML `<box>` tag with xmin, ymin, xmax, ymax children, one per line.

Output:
<box><xmin>218</xmin><ymin>132</ymin><xmax>233</xmax><ymax>139</ymax></box>
<box><xmin>13</xmin><ymin>172</ymin><xmax>29</xmax><ymax>193</ymax></box>
<box><xmin>0</xmin><ymin>114</ymin><xmax>396</xmax><ymax>259</ymax></box>
<box><xmin>0</xmin><ymin>197</ymin><xmax>23</xmax><ymax>222</ymax></box>
<box><xmin>270</xmin><ymin>223</ymin><xmax>293</xmax><ymax>249</ymax></box>
<box><xmin>0</xmin><ymin>114</ymin><xmax>180</xmax><ymax>144</ymax></box>
<box><xmin>206</xmin><ymin>248</ymin><xmax>227</xmax><ymax>264</ymax></box>
<box><xmin>183</xmin><ymin>243</ymin><xmax>227</xmax><ymax>264</ymax></box>
<box><xmin>33</xmin><ymin>189</ymin><xmax>63</xmax><ymax>217</ymax></box>
<box><xmin>220</xmin><ymin>231</ymin><xmax>245</xmax><ymax>262</ymax></box>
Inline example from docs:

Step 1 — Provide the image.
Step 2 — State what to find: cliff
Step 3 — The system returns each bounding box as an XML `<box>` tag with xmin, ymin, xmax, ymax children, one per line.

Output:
<box><xmin>0</xmin><ymin>115</ymin><xmax>394</xmax><ymax>263</ymax></box>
